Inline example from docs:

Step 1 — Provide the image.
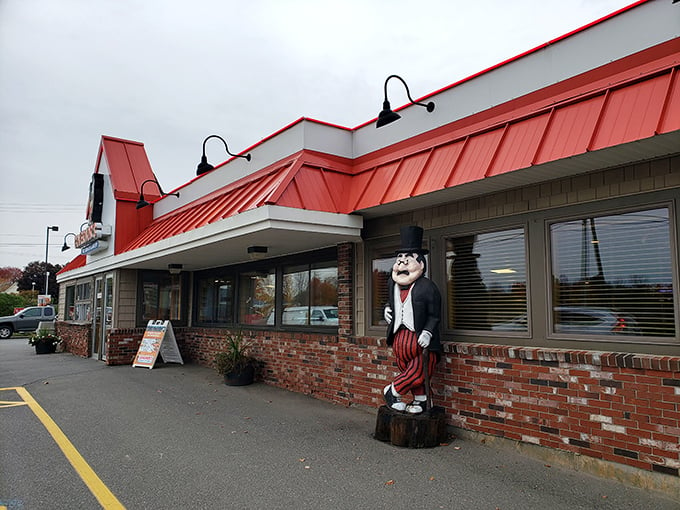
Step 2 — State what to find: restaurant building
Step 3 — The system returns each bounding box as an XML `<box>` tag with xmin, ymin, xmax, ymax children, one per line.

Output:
<box><xmin>57</xmin><ymin>0</ymin><xmax>679</xmax><ymax>485</ymax></box>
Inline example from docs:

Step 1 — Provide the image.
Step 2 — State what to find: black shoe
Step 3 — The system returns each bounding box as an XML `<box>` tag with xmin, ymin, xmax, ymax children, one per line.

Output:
<box><xmin>406</xmin><ymin>400</ymin><xmax>427</xmax><ymax>414</ymax></box>
<box><xmin>383</xmin><ymin>384</ymin><xmax>405</xmax><ymax>411</ymax></box>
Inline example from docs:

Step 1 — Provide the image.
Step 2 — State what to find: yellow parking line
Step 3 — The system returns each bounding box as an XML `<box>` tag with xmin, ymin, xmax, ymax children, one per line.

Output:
<box><xmin>9</xmin><ymin>387</ymin><xmax>125</xmax><ymax>509</ymax></box>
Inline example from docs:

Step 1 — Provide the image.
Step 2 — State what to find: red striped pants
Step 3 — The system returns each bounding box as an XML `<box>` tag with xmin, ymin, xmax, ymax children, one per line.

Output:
<box><xmin>392</xmin><ymin>327</ymin><xmax>437</xmax><ymax>397</ymax></box>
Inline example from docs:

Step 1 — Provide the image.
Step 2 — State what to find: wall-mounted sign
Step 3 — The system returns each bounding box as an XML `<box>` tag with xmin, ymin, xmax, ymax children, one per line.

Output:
<box><xmin>80</xmin><ymin>240</ymin><xmax>109</xmax><ymax>255</ymax></box>
<box><xmin>86</xmin><ymin>173</ymin><xmax>104</xmax><ymax>224</ymax></box>
<box><xmin>75</xmin><ymin>222</ymin><xmax>112</xmax><ymax>255</ymax></box>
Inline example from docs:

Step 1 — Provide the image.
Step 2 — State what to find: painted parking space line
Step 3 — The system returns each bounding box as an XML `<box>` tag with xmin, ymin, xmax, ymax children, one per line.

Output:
<box><xmin>1</xmin><ymin>387</ymin><xmax>125</xmax><ymax>510</ymax></box>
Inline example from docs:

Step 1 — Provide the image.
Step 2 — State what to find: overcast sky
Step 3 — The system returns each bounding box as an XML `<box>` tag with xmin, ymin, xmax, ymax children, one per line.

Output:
<box><xmin>0</xmin><ymin>0</ymin><xmax>634</xmax><ymax>270</ymax></box>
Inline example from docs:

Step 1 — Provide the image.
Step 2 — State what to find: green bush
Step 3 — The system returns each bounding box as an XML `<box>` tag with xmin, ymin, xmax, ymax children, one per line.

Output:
<box><xmin>0</xmin><ymin>293</ymin><xmax>32</xmax><ymax>317</ymax></box>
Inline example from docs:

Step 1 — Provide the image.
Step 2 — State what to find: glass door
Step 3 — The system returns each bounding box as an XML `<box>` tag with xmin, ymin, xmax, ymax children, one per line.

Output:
<box><xmin>102</xmin><ymin>274</ymin><xmax>113</xmax><ymax>361</ymax></box>
<box><xmin>92</xmin><ymin>274</ymin><xmax>114</xmax><ymax>361</ymax></box>
<box><xmin>92</xmin><ymin>277</ymin><xmax>103</xmax><ymax>359</ymax></box>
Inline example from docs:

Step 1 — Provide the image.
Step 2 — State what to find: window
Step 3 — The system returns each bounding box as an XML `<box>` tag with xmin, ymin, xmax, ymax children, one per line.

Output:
<box><xmin>369</xmin><ymin>248</ymin><xmax>430</xmax><ymax>328</ymax></box>
<box><xmin>279</xmin><ymin>263</ymin><xmax>338</xmax><ymax>326</ymax></box>
<box><xmin>64</xmin><ymin>282</ymin><xmax>91</xmax><ymax>321</ymax></box>
<box><xmin>64</xmin><ymin>286</ymin><xmax>75</xmax><ymax>320</ymax></box>
<box><xmin>550</xmin><ymin>207</ymin><xmax>674</xmax><ymax>337</ymax></box>
<box><xmin>446</xmin><ymin>229</ymin><xmax>527</xmax><ymax>332</ymax></box>
<box><xmin>196</xmin><ymin>274</ymin><xmax>234</xmax><ymax>324</ymax></box>
<box><xmin>370</xmin><ymin>251</ymin><xmax>395</xmax><ymax>328</ymax></box>
<box><xmin>75</xmin><ymin>283</ymin><xmax>91</xmax><ymax>321</ymax></box>
<box><xmin>139</xmin><ymin>271</ymin><xmax>186</xmax><ymax>325</ymax></box>
<box><xmin>239</xmin><ymin>270</ymin><xmax>275</xmax><ymax>326</ymax></box>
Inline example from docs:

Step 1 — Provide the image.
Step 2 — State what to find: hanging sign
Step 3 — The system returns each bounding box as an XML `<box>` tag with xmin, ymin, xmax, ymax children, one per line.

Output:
<box><xmin>133</xmin><ymin>320</ymin><xmax>184</xmax><ymax>369</ymax></box>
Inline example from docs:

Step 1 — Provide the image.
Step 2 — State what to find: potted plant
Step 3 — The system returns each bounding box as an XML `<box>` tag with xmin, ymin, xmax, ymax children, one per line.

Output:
<box><xmin>28</xmin><ymin>329</ymin><xmax>62</xmax><ymax>354</ymax></box>
<box><xmin>214</xmin><ymin>329</ymin><xmax>257</xmax><ymax>386</ymax></box>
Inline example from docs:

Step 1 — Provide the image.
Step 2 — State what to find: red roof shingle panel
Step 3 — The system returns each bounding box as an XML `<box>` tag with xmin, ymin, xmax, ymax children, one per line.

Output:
<box><xmin>591</xmin><ymin>74</ymin><xmax>672</xmax><ymax>150</ymax></box>
<box><xmin>658</xmin><ymin>69</ymin><xmax>680</xmax><ymax>134</ymax></box>
<box><xmin>446</xmin><ymin>130</ymin><xmax>504</xmax><ymax>187</ymax></box>
<box><xmin>353</xmin><ymin>160</ymin><xmax>401</xmax><ymax>210</ymax></box>
<box><xmin>382</xmin><ymin>152</ymin><xmax>431</xmax><ymax>204</ymax></box>
<box><xmin>534</xmin><ymin>95</ymin><xmax>606</xmax><ymax>165</ymax></box>
<box><xmin>412</xmin><ymin>142</ymin><xmax>465</xmax><ymax>196</ymax></box>
<box><xmin>487</xmin><ymin>114</ymin><xmax>551</xmax><ymax>177</ymax></box>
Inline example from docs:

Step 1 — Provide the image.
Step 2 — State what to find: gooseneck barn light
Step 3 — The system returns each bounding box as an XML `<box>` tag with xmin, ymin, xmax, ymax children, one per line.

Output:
<box><xmin>136</xmin><ymin>179</ymin><xmax>180</xmax><ymax>209</ymax></box>
<box><xmin>196</xmin><ymin>134</ymin><xmax>251</xmax><ymax>176</ymax></box>
<box><xmin>61</xmin><ymin>232</ymin><xmax>76</xmax><ymax>252</ymax></box>
<box><xmin>376</xmin><ymin>75</ymin><xmax>435</xmax><ymax>128</ymax></box>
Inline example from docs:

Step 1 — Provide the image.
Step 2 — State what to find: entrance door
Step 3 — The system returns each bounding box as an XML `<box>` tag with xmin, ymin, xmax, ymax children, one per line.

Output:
<box><xmin>92</xmin><ymin>278</ymin><xmax>103</xmax><ymax>359</ymax></box>
<box><xmin>91</xmin><ymin>275</ymin><xmax>113</xmax><ymax>361</ymax></box>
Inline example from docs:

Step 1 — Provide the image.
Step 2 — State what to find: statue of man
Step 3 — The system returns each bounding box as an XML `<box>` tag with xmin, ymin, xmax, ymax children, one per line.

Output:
<box><xmin>383</xmin><ymin>226</ymin><xmax>441</xmax><ymax>414</ymax></box>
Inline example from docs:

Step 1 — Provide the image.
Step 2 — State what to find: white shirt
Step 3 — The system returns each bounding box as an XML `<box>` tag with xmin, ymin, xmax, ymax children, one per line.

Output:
<box><xmin>393</xmin><ymin>285</ymin><xmax>415</xmax><ymax>333</ymax></box>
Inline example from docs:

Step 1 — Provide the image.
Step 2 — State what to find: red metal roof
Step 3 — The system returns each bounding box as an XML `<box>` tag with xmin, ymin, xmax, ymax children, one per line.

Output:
<box><xmin>117</xmin><ymin>44</ymin><xmax>679</xmax><ymax>256</ymax></box>
<box><xmin>97</xmin><ymin>136</ymin><xmax>161</xmax><ymax>201</ymax></box>
<box><xmin>52</xmin><ymin>3</ymin><xmax>676</xmax><ymax>279</ymax></box>
<box><xmin>122</xmin><ymin>151</ymin><xmax>353</xmax><ymax>252</ymax></box>
<box><xmin>57</xmin><ymin>254</ymin><xmax>87</xmax><ymax>275</ymax></box>
<box><xmin>349</xmin><ymin>45</ymin><xmax>680</xmax><ymax>211</ymax></box>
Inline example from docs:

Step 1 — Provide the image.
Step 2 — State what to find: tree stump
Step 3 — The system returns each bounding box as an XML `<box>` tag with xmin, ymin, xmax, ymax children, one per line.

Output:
<box><xmin>374</xmin><ymin>405</ymin><xmax>448</xmax><ymax>448</ymax></box>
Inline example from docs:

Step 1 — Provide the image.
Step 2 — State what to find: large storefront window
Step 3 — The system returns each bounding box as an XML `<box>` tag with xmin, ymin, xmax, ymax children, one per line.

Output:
<box><xmin>280</xmin><ymin>263</ymin><xmax>338</xmax><ymax>326</ymax></box>
<box><xmin>550</xmin><ymin>207</ymin><xmax>675</xmax><ymax>337</ymax></box>
<box><xmin>139</xmin><ymin>271</ymin><xmax>185</xmax><ymax>325</ymax></box>
<box><xmin>446</xmin><ymin>229</ymin><xmax>527</xmax><ymax>331</ymax></box>
<box><xmin>239</xmin><ymin>270</ymin><xmax>275</xmax><ymax>326</ymax></box>
<box><xmin>196</xmin><ymin>274</ymin><xmax>234</xmax><ymax>324</ymax></box>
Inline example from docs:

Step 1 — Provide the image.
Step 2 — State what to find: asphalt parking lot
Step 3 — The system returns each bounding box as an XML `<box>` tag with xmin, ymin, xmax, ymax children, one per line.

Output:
<box><xmin>1</xmin><ymin>338</ymin><xmax>677</xmax><ymax>509</ymax></box>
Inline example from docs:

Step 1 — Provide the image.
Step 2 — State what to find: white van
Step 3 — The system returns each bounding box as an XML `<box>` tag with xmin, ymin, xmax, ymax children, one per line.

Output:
<box><xmin>266</xmin><ymin>306</ymin><xmax>339</xmax><ymax>326</ymax></box>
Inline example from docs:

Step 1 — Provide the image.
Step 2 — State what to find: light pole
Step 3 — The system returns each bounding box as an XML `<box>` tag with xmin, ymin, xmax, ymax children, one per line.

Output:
<box><xmin>45</xmin><ymin>225</ymin><xmax>59</xmax><ymax>296</ymax></box>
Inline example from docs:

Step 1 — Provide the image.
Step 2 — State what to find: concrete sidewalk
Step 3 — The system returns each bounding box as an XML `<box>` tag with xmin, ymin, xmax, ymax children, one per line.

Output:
<box><xmin>1</xmin><ymin>338</ymin><xmax>677</xmax><ymax>509</ymax></box>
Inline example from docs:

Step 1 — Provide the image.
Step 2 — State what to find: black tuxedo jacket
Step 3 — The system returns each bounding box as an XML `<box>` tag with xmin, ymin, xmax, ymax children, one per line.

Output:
<box><xmin>385</xmin><ymin>276</ymin><xmax>442</xmax><ymax>354</ymax></box>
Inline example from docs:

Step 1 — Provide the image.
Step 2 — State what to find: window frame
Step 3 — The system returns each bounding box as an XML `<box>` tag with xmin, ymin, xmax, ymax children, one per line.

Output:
<box><xmin>365</xmin><ymin>189</ymin><xmax>679</xmax><ymax>350</ymax></box>
<box><xmin>442</xmin><ymin>223</ymin><xmax>531</xmax><ymax>337</ymax></box>
<box><xmin>136</xmin><ymin>270</ymin><xmax>189</xmax><ymax>327</ymax></box>
<box><xmin>544</xmin><ymin>200</ymin><xmax>678</xmax><ymax>345</ymax></box>
<box><xmin>192</xmin><ymin>247</ymin><xmax>339</xmax><ymax>330</ymax></box>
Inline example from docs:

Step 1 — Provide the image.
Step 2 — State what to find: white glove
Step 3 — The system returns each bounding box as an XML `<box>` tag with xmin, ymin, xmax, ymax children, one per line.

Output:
<box><xmin>384</xmin><ymin>306</ymin><xmax>393</xmax><ymax>324</ymax></box>
<box><xmin>417</xmin><ymin>330</ymin><xmax>432</xmax><ymax>348</ymax></box>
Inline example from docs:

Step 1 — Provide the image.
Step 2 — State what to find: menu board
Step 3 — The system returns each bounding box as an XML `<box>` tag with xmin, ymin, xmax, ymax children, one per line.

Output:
<box><xmin>133</xmin><ymin>320</ymin><xmax>184</xmax><ymax>368</ymax></box>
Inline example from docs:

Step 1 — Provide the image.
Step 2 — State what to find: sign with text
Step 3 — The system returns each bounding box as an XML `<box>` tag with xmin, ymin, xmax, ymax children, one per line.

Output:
<box><xmin>132</xmin><ymin>320</ymin><xmax>184</xmax><ymax>369</ymax></box>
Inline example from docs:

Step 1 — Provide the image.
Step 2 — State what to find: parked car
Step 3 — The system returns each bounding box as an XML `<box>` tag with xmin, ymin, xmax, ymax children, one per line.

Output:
<box><xmin>492</xmin><ymin>306</ymin><xmax>641</xmax><ymax>335</ymax></box>
<box><xmin>266</xmin><ymin>306</ymin><xmax>339</xmax><ymax>326</ymax></box>
<box><xmin>0</xmin><ymin>306</ymin><xmax>56</xmax><ymax>339</ymax></box>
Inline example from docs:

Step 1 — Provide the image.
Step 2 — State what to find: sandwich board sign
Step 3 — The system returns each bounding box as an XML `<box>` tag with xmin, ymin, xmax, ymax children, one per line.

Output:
<box><xmin>133</xmin><ymin>320</ymin><xmax>184</xmax><ymax>368</ymax></box>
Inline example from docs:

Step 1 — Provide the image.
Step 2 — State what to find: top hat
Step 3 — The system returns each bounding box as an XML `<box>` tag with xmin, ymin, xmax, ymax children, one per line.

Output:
<box><xmin>396</xmin><ymin>226</ymin><xmax>429</xmax><ymax>255</ymax></box>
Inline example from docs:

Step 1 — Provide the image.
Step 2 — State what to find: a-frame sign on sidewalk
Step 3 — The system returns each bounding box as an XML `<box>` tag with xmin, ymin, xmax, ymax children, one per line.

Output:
<box><xmin>132</xmin><ymin>320</ymin><xmax>184</xmax><ymax>369</ymax></box>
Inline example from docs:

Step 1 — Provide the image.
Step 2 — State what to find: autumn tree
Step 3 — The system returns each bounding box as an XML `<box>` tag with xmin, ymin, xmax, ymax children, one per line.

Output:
<box><xmin>16</xmin><ymin>261</ymin><xmax>62</xmax><ymax>303</ymax></box>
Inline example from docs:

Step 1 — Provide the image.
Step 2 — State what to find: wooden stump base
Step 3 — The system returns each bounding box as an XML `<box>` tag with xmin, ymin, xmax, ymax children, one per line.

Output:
<box><xmin>374</xmin><ymin>405</ymin><xmax>448</xmax><ymax>448</ymax></box>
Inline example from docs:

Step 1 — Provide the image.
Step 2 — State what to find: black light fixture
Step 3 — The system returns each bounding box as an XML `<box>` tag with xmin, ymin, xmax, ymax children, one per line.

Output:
<box><xmin>61</xmin><ymin>232</ymin><xmax>76</xmax><ymax>252</ymax></box>
<box><xmin>136</xmin><ymin>179</ymin><xmax>180</xmax><ymax>209</ymax></box>
<box><xmin>196</xmin><ymin>134</ymin><xmax>251</xmax><ymax>176</ymax></box>
<box><xmin>247</xmin><ymin>245</ymin><xmax>268</xmax><ymax>260</ymax></box>
<box><xmin>376</xmin><ymin>74</ymin><xmax>435</xmax><ymax>128</ymax></box>
<box><xmin>168</xmin><ymin>263</ymin><xmax>183</xmax><ymax>275</ymax></box>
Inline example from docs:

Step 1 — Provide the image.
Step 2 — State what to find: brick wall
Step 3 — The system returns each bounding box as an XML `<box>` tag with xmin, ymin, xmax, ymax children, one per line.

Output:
<box><xmin>106</xmin><ymin>328</ymin><xmax>145</xmax><ymax>365</ymax></box>
<box><xmin>437</xmin><ymin>343</ymin><xmax>680</xmax><ymax>477</ymax></box>
<box><xmin>56</xmin><ymin>322</ymin><xmax>90</xmax><ymax>358</ymax></box>
<box><xmin>141</xmin><ymin>326</ymin><xmax>680</xmax><ymax>477</ymax></box>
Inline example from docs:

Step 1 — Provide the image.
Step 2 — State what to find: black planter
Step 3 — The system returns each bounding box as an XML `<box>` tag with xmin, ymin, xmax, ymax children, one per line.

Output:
<box><xmin>224</xmin><ymin>364</ymin><xmax>255</xmax><ymax>386</ymax></box>
<box><xmin>34</xmin><ymin>342</ymin><xmax>57</xmax><ymax>355</ymax></box>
